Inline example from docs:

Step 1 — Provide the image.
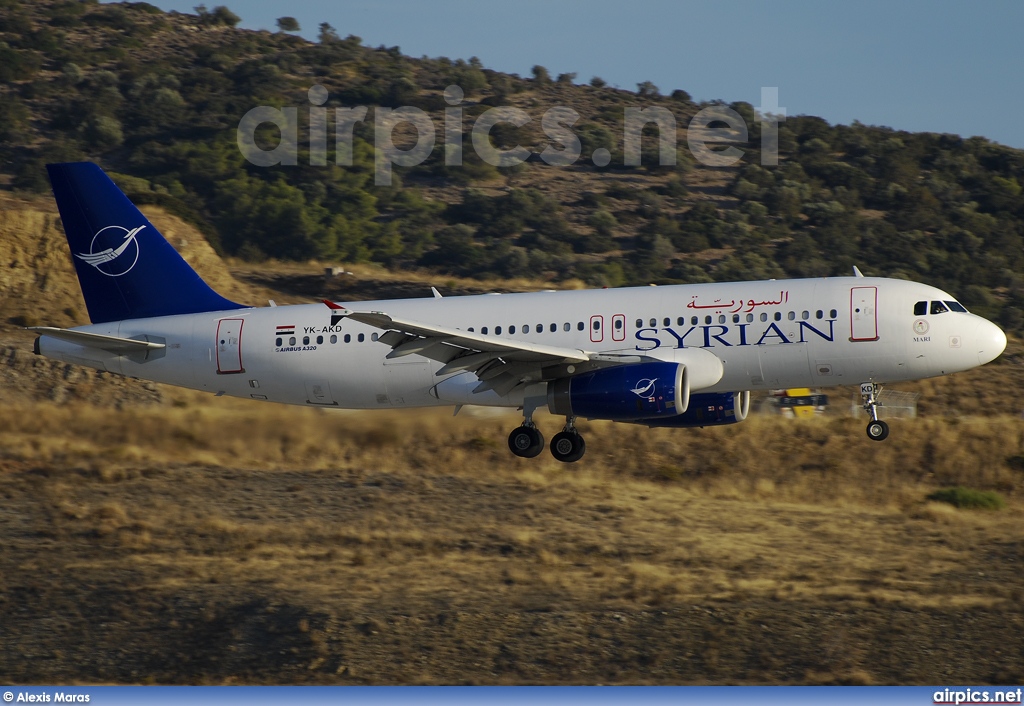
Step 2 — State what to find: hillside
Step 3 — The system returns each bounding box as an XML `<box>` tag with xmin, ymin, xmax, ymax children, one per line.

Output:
<box><xmin>1</xmin><ymin>0</ymin><xmax>1023</xmax><ymax>333</ymax></box>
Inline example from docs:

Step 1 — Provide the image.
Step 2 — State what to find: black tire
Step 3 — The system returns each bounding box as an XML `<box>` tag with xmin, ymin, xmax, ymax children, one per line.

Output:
<box><xmin>866</xmin><ymin>419</ymin><xmax>890</xmax><ymax>441</ymax></box>
<box><xmin>508</xmin><ymin>426</ymin><xmax>544</xmax><ymax>458</ymax></box>
<box><xmin>550</xmin><ymin>431</ymin><xmax>586</xmax><ymax>463</ymax></box>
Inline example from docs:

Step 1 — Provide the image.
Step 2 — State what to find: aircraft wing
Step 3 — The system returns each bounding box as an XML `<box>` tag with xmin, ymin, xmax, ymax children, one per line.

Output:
<box><xmin>346</xmin><ymin>310</ymin><xmax>630</xmax><ymax>396</ymax></box>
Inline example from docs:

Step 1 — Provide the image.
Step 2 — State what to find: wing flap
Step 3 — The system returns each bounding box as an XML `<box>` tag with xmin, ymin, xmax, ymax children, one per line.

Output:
<box><xmin>342</xmin><ymin>308</ymin><xmax>624</xmax><ymax>400</ymax></box>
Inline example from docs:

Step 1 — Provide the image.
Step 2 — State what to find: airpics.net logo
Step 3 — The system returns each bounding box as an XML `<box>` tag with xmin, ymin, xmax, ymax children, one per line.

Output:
<box><xmin>74</xmin><ymin>225</ymin><xmax>145</xmax><ymax>277</ymax></box>
<box><xmin>236</xmin><ymin>84</ymin><xmax>786</xmax><ymax>185</ymax></box>
<box><xmin>933</xmin><ymin>688</ymin><xmax>1023</xmax><ymax>705</ymax></box>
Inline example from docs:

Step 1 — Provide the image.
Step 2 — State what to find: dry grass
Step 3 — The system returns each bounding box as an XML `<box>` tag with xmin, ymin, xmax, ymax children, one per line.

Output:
<box><xmin>3</xmin><ymin>396</ymin><xmax>1021</xmax><ymax>506</ymax></box>
<box><xmin>1</xmin><ymin>397</ymin><xmax>1023</xmax><ymax>684</ymax></box>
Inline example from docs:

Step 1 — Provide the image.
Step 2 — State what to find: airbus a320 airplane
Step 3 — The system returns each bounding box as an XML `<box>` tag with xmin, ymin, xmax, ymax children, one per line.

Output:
<box><xmin>31</xmin><ymin>163</ymin><xmax>1007</xmax><ymax>462</ymax></box>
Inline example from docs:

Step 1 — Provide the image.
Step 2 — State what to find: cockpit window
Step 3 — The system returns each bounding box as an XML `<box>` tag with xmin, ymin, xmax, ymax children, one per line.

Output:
<box><xmin>930</xmin><ymin>301</ymin><xmax>950</xmax><ymax>315</ymax></box>
<box><xmin>914</xmin><ymin>301</ymin><xmax>927</xmax><ymax>316</ymax></box>
<box><xmin>945</xmin><ymin>300</ymin><xmax>968</xmax><ymax>313</ymax></box>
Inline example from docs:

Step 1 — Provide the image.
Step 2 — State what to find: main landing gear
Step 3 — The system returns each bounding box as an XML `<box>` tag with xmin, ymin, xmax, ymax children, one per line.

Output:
<box><xmin>860</xmin><ymin>382</ymin><xmax>890</xmax><ymax>441</ymax></box>
<box><xmin>508</xmin><ymin>415</ymin><xmax>587</xmax><ymax>462</ymax></box>
<box><xmin>550</xmin><ymin>417</ymin><xmax>586</xmax><ymax>463</ymax></box>
<box><xmin>508</xmin><ymin>422</ymin><xmax>544</xmax><ymax>458</ymax></box>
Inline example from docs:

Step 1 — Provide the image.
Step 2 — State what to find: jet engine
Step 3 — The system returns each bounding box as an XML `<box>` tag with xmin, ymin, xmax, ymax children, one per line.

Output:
<box><xmin>547</xmin><ymin>361</ymin><xmax>688</xmax><ymax>422</ymax></box>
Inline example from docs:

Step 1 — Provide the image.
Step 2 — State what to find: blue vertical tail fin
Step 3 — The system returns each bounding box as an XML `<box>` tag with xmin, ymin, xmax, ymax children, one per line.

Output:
<box><xmin>46</xmin><ymin>162</ymin><xmax>246</xmax><ymax>324</ymax></box>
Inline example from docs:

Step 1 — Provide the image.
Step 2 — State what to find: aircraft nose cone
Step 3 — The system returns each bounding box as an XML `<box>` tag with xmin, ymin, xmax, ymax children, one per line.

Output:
<box><xmin>976</xmin><ymin>319</ymin><xmax>1007</xmax><ymax>366</ymax></box>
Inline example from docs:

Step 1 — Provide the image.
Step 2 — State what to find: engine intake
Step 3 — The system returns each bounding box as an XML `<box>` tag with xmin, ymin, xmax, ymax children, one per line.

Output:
<box><xmin>641</xmin><ymin>391</ymin><xmax>750</xmax><ymax>428</ymax></box>
<box><xmin>547</xmin><ymin>361</ymin><xmax>688</xmax><ymax>422</ymax></box>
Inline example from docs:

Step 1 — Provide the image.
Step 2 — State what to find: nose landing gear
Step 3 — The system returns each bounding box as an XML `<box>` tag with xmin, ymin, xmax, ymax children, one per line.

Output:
<box><xmin>860</xmin><ymin>382</ymin><xmax>890</xmax><ymax>441</ymax></box>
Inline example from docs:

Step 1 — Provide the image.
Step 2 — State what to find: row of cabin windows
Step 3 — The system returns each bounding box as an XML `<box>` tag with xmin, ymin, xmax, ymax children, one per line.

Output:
<box><xmin>636</xmin><ymin>309</ymin><xmax>838</xmax><ymax>327</ymax></box>
<box><xmin>468</xmin><ymin>322</ymin><xmax>589</xmax><ymax>335</ymax></box>
<box><xmin>462</xmin><ymin>308</ymin><xmax>842</xmax><ymax>337</ymax></box>
<box><xmin>914</xmin><ymin>300</ymin><xmax>968</xmax><ymax>316</ymax></box>
<box><xmin>275</xmin><ymin>332</ymin><xmax>380</xmax><ymax>346</ymax></box>
<box><xmin>273</xmin><ymin>307</ymin><xmax>846</xmax><ymax>347</ymax></box>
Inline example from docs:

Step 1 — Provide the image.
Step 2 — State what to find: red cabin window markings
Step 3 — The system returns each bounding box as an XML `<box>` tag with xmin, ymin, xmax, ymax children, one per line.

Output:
<box><xmin>612</xmin><ymin>314</ymin><xmax>626</xmax><ymax>342</ymax></box>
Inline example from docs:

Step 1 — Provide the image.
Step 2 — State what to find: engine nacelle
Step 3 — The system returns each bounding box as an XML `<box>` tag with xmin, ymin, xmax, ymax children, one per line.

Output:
<box><xmin>547</xmin><ymin>361</ymin><xmax>688</xmax><ymax>422</ymax></box>
<box><xmin>641</xmin><ymin>391</ymin><xmax>750</xmax><ymax>428</ymax></box>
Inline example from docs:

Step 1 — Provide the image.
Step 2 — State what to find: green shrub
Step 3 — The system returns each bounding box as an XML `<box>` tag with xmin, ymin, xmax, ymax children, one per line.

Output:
<box><xmin>927</xmin><ymin>487</ymin><xmax>1005</xmax><ymax>510</ymax></box>
<box><xmin>275</xmin><ymin>16</ymin><xmax>299</xmax><ymax>32</ymax></box>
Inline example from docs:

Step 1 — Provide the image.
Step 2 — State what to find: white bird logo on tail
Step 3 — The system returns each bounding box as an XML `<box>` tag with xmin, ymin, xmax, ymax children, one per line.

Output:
<box><xmin>75</xmin><ymin>225</ymin><xmax>145</xmax><ymax>277</ymax></box>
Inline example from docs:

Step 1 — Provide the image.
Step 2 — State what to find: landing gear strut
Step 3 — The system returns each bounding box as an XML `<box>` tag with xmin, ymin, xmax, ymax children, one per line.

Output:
<box><xmin>860</xmin><ymin>382</ymin><xmax>890</xmax><ymax>441</ymax></box>
<box><xmin>550</xmin><ymin>416</ymin><xmax>586</xmax><ymax>463</ymax></box>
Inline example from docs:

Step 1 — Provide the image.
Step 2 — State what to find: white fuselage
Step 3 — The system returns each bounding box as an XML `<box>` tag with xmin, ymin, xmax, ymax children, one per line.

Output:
<box><xmin>37</xmin><ymin>276</ymin><xmax>1005</xmax><ymax>410</ymax></box>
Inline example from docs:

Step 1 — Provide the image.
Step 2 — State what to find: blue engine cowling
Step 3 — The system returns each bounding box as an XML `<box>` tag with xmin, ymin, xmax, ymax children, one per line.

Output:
<box><xmin>547</xmin><ymin>361</ymin><xmax>688</xmax><ymax>422</ymax></box>
<box><xmin>641</xmin><ymin>391</ymin><xmax>750</xmax><ymax>428</ymax></box>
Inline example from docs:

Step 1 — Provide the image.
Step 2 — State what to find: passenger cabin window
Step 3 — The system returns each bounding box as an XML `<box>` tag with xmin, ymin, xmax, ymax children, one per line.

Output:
<box><xmin>649</xmin><ymin>318</ymin><xmax>657</xmax><ymax>327</ymax></box>
<box><xmin>577</xmin><ymin>322</ymin><xmax>585</xmax><ymax>331</ymax></box>
<box><xmin>614</xmin><ymin>319</ymin><xmax>623</xmax><ymax>330</ymax></box>
<box><xmin>930</xmin><ymin>301</ymin><xmax>949</xmax><ymax>315</ymax></box>
<box><xmin>495</xmin><ymin>326</ymin><xmax>502</xmax><ymax>335</ymax></box>
<box><xmin>563</xmin><ymin>323</ymin><xmax>570</xmax><ymax>331</ymax></box>
<box><xmin>704</xmin><ymin>315</ymin><xmax>712</xmax><ymax>325</ymax></box>
<box><xmin>691</xmin><ymin>316</ymin><xmax>698</xmax><ymax>325</ymax></box>
<box><xmin>914</xmin><ymin>301</ymin><xmax>927</xmax><ymax>316</ymax></box>
<box><xmin>537</xmin><ymin>324</ymin><xmax>544</xmax><ymax>333</ymax></box>
<box><xmin>816</xmin><ymin>310</ymin><xmax>823</xmax><ymax>319</ymax></box>
<box><xmin>481</xmin><ymin>327</ymin><xmax>488</xmax><ymax>335</ymax></box>
<box><xmin>509</xmin><ymin>325</ymin><xmax>516</xmax><ymax>334</ymax></box>
<box><xmin>636</xmin><ymin>318</ymin><xmax>643</xmax><ymax>328</ymax></box>
<box><xmin>330</xmin><ymin>335</ymin><xmax>337</xmax><ymax>344</ymax></box>
<box><xmin>945</xmin><ymin>300</ymin><xmax>968</xmax><ymax>313</ymax></box>
<box><xmin>358</xmin><ymin>333</ymin><xmax>365</xmax><ymax>342</ymax></box>
<box><xmin>830</xmin><ymin>309</ymin><xmax>838</xmax><ymax>318</ymax></box>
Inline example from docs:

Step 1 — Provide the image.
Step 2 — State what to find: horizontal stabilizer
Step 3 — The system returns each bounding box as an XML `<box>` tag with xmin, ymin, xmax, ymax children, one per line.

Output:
<box><xmin>28</xmin><ymin>326</ymin><xmax>165</xmax><ymax>354</ymax></box>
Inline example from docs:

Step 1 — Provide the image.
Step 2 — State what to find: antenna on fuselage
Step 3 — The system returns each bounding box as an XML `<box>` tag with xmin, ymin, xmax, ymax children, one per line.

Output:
<box><xmin>852</xmin><ymin>266</ymin><xmax>865</xmax><ymax>278</ymax></box>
